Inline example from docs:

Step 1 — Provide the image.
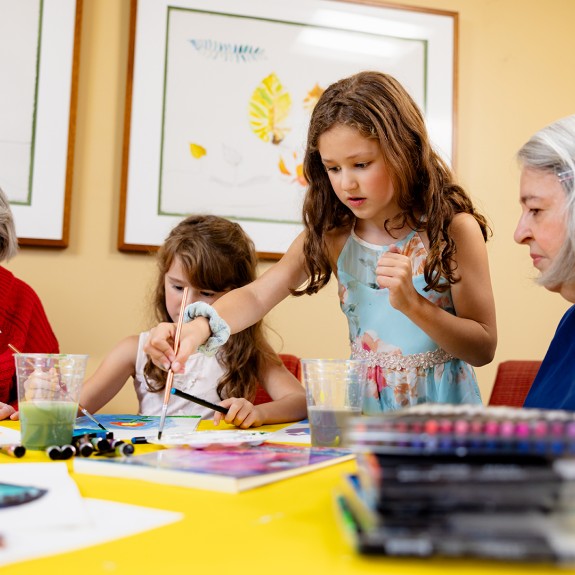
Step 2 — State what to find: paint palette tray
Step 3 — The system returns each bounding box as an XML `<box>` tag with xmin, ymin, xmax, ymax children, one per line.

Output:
<box><xmin>147</xmin><ymin>430</ymin><xmax>268</xmax><ymax>447</ymax></box>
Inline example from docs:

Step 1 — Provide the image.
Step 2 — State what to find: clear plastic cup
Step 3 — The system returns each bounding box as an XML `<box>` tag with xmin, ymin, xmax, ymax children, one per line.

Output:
<box><xmin>301</xmin><ymin>359</ymin><xmax>368</xmax><ymax>447</ymax></box>
<box><xmin>15</xmin><ymin>354</ymin><xmax>88</xmax><ymax>450</ymax></box>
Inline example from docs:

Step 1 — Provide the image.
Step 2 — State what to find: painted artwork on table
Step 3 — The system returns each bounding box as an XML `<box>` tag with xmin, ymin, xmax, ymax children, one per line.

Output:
<box><xmin>74</xmin><ymin>414</ymin><xmax>201</xmax><ymax>441</ymax></box>
<box><xmin>120</xmin><ymin>0</ymin><xmax>456</xmax><ymax>257</ymax></box>
<box><xmin>0</xmin><ymin>482</ymin><xmax>47</xmax><ymax>508</ymax></box>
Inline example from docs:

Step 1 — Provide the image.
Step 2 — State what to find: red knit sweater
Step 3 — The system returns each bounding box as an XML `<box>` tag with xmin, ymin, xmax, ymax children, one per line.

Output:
<box><xmin>0</xmin><ymin>266</ymin><xmax>59</xmax><ymax>408</ymax></box>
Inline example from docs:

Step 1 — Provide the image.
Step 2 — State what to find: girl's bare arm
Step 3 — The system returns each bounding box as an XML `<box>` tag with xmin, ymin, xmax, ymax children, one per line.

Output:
<box><xmin>377</xmin><ymin>213</ymin><xmax>497</xmax><ymax>366</ymax></box>
<box><xmin>79</xmin><ymin>336</ymin><xmax>139</xmax><ymax>413</ymax></box>
<box><xmin>213</xmin><ymin>357</ymin><xmax>307</xmax><ymax>428</ymax></box>
<box><xmin>145</xmin><ymin>232</ymin><xmax>309</xmax><ymax>371</ymax></box>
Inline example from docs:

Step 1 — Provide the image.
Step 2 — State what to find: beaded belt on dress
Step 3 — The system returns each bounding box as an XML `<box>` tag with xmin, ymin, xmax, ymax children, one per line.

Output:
<box><xmin>351</xmin><ymin>342</ymin><xmax>454</xmax><ymax>370</ymax></box>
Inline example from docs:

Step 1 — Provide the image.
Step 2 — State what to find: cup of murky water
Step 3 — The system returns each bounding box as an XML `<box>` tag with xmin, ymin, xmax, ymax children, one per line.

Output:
<box><xmin>301</xmin><ymin>358</ymin><xmax>368</xmax><ymax>448</ymax></box>
<box><xmin>15</xmin><ymin>354</ymin><xmax>88</xmax><ymax>450</ymax></box>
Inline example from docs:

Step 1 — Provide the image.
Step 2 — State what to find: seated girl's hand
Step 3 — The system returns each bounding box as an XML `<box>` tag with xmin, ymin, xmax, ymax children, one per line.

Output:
<box><xmin>213</xmin><ymin>397</ymin><xmax>264</xmax><ymax>429</ymax></box>
<box><xmin>0</xmin><ymin>402</ymin><xmax>15</xmax><ymax>421</ymax></box>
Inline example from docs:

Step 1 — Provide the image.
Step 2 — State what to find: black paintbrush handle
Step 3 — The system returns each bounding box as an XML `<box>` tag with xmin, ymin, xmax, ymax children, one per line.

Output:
<box><xmin>171</xmin><ymin>387</ymin><xmax>229</xmax><ymax>415</ymax></box>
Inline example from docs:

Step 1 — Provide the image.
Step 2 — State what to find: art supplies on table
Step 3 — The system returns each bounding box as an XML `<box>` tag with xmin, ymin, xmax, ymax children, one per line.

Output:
<box><xmin>74</xmin><ymin>414</ymin><xmax>200</xmax><ymax>442</ymax></box>
<box><xmin>336</xmin><ymin>468</ymin><xmax>575</xmax><ymax>563</ymax></box>
<box><xmin>347</xmin><ymin>403</ymin><xmax>575</xmax><ymax>458</ymax></box>
<box><xmin>74</xmin><ymin>442</ymin><xmax>353</xmax><ymax>493</ymax></box>
<box><xmin>355</xmin><ymin>453</ymin><xmax>575</xmax><ymax>516</ymax></box>
<box><xmin>0</xmin><ymin>444</ymin><xmax>25</xmax><ymax>458</ymax></box>
<box><xmin>146</xmin><ymin>430</ymin><xmax>267</xmax><ymax>447</ymax></box>
<box><xmin>336</xmin><ymin>404</ymin><xmax>575</xmax><ymax>564</ymax></box>
<box><xmin>335</xmin><ymin>489</ymin><xmax>575</xmax><ymax>564</ymax></box>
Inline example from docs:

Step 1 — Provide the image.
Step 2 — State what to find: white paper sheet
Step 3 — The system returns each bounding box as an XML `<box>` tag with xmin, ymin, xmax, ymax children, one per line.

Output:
<box><xmin>0</xmin><ymin>426</ymin><xmax>21</xmax><ymax>445</ymax></box>
<box><xmin>0</xmin><ymin>498</ymin><xmax>182</xmax><ymax>567</ymax></box>
<box><xmin>0</xmin><ymin>463</ymin><xmax>87</xmax><ymax>529</ymax></box>
<box><xmin>0</xmin><ymin>463</ymin><xmax>183</xmax><ymax>567</ymax></box>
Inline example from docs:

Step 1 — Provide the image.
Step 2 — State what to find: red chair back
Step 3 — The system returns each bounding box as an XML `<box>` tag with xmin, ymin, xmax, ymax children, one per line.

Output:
<box><xmin>488</xmin><ymin>360</ymin><xmax>541</xmax><ymax>407</ymax></box>
<box><xmin>253</xmin><ymin>353</ymin><xmax>301</xmax><ymax>405</ymax></box>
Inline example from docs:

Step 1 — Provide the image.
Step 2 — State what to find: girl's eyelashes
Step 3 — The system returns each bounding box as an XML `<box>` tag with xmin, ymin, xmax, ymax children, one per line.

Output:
<box><xmin>172</xmin><ymin>285</ymin><xmax>216</xmax><ymax>299</ymax></box>
<box><xmin>322</xmin><ymin>162</ymin><xmax>370</xmax><ymax>172</ymax></box>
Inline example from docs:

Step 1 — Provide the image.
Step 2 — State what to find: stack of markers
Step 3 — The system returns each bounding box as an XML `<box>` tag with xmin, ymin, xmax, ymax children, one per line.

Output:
<box><xmin>0</xmin><ymin>432</ymin><xmax>136</xmax><ymax>461</ymax></box>
<box><xmin>62</xmin><ymin>431</ymin><xmax>135</xmax><ymax>460</ymax></box>
<box><xmin>336</xmin><ymin>404</ymin><xmax>575</xmax><ymax>564</ymax></box>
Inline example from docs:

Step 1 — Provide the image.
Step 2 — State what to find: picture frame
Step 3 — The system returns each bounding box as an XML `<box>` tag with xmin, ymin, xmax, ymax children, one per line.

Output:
<box><xmin>0</xmin><ymin>0</ymin><xmax>83</xmax><ymax>247</ymax></box>
<box><xmin>119</xmin><ymin>0</ymin><xmax>457</xmax><ymax>258</ymax></box>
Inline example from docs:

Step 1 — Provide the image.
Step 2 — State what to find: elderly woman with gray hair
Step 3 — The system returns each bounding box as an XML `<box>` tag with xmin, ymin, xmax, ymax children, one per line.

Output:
<box><xmin>514</xmin><ymin>115</ymin><xmax>575</xmax><ymax>409</ymax></box>
<box><xmin>0</xmin><ymin>187</ymin><xmax>59</xmax><ymax>420</ymax></box>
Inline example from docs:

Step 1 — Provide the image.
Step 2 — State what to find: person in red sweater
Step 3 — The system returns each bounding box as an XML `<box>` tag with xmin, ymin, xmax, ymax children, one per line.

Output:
<box><xmin>0</xmin><ymin>187</ymin><xmax>59</xmax><ymax>420</ymax></box>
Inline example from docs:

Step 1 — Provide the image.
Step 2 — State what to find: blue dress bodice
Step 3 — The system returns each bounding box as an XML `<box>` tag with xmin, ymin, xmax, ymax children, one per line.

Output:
<box><xmin>337</xmin><ymin>227</ymin><xmax>482</xmax><ymax>412</ymax></box>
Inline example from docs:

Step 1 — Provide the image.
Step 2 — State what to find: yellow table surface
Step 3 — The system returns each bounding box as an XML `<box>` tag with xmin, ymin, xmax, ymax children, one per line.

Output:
<box><xmin>0</xmin><ymin>420</ymin><xmax>572</xmax><ymax>575</ymax></box>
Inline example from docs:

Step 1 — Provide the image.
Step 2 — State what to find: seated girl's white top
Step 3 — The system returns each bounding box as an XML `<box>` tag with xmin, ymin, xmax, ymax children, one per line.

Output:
<box><xmin>134</xmin><ymin>332</ymin><xmax>224</xmax><ymax>418</ymax></box>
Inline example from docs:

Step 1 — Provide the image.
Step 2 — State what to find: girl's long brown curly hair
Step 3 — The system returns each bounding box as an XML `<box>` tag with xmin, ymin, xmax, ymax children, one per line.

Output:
<box><xmin>295</xmin><ymin>71</ymin><xmax>490</xmax><ymax>296</ymax></box>
<box><xmin>143</xmin><ymin>215</ymin><xmax>280</xmax><ymax>401</ymax></box>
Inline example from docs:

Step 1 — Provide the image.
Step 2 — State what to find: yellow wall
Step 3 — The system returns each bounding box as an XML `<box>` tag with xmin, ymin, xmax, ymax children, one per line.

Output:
<box><xmin>5</xmin><ymin>0</ymin><xmax>575</xmax><ymax>413</ymax></box>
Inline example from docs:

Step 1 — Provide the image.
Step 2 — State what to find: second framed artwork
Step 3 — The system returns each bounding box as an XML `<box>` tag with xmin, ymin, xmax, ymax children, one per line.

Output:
<box><xmin>119</xmin><ymin>0</ymin><xmax>457</xmax><ymax>258</ymax></box>
<box><xmin>0</xmin><ymin>0</ymin><xmax>82</xmax><ymax>247</ymax></box>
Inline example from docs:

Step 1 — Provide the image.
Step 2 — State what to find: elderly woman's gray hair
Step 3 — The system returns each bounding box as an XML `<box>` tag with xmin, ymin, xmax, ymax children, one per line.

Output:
<box><xmin>0</xmin><ymin>187</ymin><xmax>18</xmax><ymax>262</ymax></box>
<box><xmin>517</xmin><ymin>114</ymin><xmax>575</xmax><ymax>289</ymax></box>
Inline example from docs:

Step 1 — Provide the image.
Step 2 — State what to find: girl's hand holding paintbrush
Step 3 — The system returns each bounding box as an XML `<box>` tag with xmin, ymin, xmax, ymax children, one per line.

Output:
<box><xmin>145</xmin><ymin>318</ymin><xmax>211</xmax><ymax>373</ymax></box>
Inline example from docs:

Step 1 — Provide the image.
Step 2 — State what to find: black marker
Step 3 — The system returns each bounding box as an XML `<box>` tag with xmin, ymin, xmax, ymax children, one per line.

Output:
<box><xmin>96</xmin><ymin>441</ymin><xmax>135</xmax><ymax>457</ymax></box>
<box><xmin>60</xmin><ymin>444</ymin><xmax>76</xmax><ymax>460</ymax></box>
<box><xmin>0</xmin><ymin>444</ymin><xmax>26</xmax><ymax>458</ymax></box>
<box><xmin>131</xmin><ymin>436</ymin><xmax>149</xmax><ymax>444</ymax></box>
<box><xmin>110</xmin><ymin>439</ymin><xmax>134</xmax><ymax>455</ymax></box>
<box><xmin>46</xmin><ymin>445</ymin><xmax>61</xmax><ymax>460</ymax></box>
<box><xmin>114</xmin><ymin>442</ymin><xmax>134</xmax><ymax>456</ymax></box>
<box><xmin>90</xmin><ymin>436</ymin><xmax>111</xmax><ymax>452</ymax></box>
<box><xmin>73</xmin><ymin>435</ymin><xmax>94</xmax><ymax>457</ymax></box>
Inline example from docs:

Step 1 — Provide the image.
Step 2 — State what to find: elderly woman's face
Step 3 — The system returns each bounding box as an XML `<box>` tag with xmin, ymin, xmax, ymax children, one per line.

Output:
<box><xmin>514</xmin><ymin>167</ymin><xmax>567</xmax><ymax>276</ymax></box>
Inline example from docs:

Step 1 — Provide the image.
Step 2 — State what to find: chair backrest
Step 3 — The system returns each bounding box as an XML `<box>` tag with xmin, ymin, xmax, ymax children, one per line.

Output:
<box><xmin>253</xmin><ymin>353</ymin><xmax>301</xmax><ymax>405</ymax></box>
<box><xmin>488</xmin><ymin>360</ymin><xmax>542</xmax><ymax>407</ymax></box>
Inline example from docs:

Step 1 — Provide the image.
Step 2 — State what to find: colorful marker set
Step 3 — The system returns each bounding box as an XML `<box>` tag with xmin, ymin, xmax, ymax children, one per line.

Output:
<box><xmin>348</xmin><ymin>404</ymin><xmax>575</xmax><ymax>458</ymax></box>
<box><xmin>337</xmin><ymin>404</ymin><xmax>575</xmax><ymax>563</ymax></box>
